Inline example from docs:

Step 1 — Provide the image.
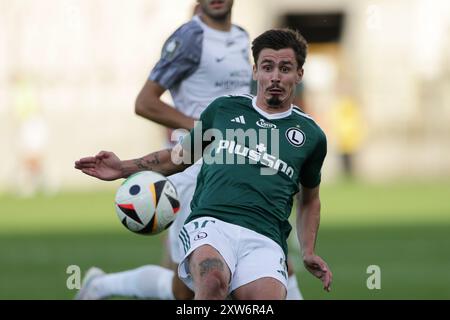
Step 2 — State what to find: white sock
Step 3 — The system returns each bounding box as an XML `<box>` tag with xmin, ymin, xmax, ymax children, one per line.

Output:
<box><xmin>93</xmin><ymin>265</ymin><xmax>175</xmax><ymax>300</ymax></box>
<box><xmin>286</xmin><ymin>274</ymin><xmax>303</xmax><ymax>300</ymax></box>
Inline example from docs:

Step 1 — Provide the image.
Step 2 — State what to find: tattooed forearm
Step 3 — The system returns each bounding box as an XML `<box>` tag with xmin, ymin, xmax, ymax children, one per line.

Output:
<box><xmin>133</xmin><ymin>155</ymin><xmax>159</xmax><ymax>170</ymax></box>
<box><xmin>145</xmin><ymin>153</ymin><xmax>160</xmax><ymax>166</ymax></box>
<box><xmin>134</xmin><ymin>158</ymin><xmax>151</xmax><ymax>170</ymax></box>
<box><xmin>133</xmin><ymin>150</ymin><xmax>169</xmax><ymax>172</ymax></box>
<box><xmin>123</xmin><ymin>150</ymin><xmax>180</xmax><ymax>178</ymax></box>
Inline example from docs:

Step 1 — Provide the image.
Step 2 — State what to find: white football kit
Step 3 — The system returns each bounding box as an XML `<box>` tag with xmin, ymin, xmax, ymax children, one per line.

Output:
<box><xmin>149</xmin><ymin>15</ymin><xmax>252</xmax><ymax>263</ymax></box>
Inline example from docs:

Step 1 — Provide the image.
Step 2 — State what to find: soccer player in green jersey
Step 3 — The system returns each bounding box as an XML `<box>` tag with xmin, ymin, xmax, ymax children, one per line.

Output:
<box><xmin>75</xmin><ymin>28</ymin><xmax>332</xmax><ymax>299</ymax></box>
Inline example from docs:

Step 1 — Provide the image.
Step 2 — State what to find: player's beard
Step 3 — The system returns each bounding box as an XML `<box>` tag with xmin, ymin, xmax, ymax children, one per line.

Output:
<box><xmin>266</xmin><ymin>84</ymin><xmax>284</xmax><ymax>108</ymax></box>
<box><xmin>267</xmin><ymin>96</ymin><xmax>282</xmax><ymax>108</ymax></box>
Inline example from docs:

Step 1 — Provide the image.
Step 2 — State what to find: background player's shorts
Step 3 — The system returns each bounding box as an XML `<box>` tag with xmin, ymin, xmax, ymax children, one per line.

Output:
<box><xmin>167</xmin><ymin>161</ymin><xmax>201</xmax><ymax>264</ymax></box>
<box><xmin>177</xmin><ymin>217</ymin><xmax>288</xmax><ymax>294</ymax></box>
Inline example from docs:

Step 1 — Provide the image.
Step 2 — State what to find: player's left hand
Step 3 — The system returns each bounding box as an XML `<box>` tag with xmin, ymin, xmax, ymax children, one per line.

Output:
<box><xmin>303</xmin><ymin>254</ymin><xmax>332</xmax><ymax>292</ymax></box>
<box><xmin>74</xmin><ymin>151</ymin><xmax>123</xmax><ymax>181</ymax></box>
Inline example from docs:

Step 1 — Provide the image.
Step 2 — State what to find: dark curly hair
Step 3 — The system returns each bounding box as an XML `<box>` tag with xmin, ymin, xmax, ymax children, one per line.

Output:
<box><xmin>252</xmin><ymin>28</ymin><xmax>308</xmax><ymax>68</ymax></box>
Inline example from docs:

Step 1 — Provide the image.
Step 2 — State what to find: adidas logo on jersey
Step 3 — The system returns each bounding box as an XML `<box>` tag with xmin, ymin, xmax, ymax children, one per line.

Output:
<box><xmin>231</xmin><ymin>116</ymin><xmax>246</xmax><ymax>124</ymax></box>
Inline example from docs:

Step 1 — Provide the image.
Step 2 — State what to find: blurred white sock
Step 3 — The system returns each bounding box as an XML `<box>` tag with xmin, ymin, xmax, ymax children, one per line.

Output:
<box><xmin>93</xmin><ymin>265</ymin><xmax>175</xmax><ymax>300</ymax></box>
<box><xmin>286</xmin><ymin>274</ymin><xmax>303</xmax><ymax>300</ymax></box>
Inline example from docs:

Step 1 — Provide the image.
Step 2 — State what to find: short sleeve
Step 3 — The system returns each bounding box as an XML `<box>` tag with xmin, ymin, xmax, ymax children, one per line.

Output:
<box><xmin>299</xmin><ymin>130</ymin><xmax>327</xmax><ymax>188</ymax></box>
<box><xmin>149</xmin><ymin>20</ymin><xmax>203</xmax><ymax>89</ymax></box>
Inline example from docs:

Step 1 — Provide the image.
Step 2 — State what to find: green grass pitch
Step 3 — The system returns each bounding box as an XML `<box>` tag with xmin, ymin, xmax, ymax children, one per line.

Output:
<box><xmin>1</xmin><ymin>180</ymin><xmax>449</xmax><ymax>299</ymax></box>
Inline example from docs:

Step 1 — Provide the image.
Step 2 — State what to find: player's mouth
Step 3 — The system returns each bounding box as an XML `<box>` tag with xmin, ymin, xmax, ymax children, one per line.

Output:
<box><xmin>210</xmin><ymin>0</ymin><xmax>225</xmax><ymax>10</ymax></box>
<box><xmin>267</xmin><ymin>86</ymin><xmax>284</xmax><ymax>95</ymax></box>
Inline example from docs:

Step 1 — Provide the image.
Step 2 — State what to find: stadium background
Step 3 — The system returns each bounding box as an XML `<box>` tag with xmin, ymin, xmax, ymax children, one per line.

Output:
<box><xmin>0</xmin><ymin>0</ymin><xmax>449</xmax><ymax>299</ymax></box>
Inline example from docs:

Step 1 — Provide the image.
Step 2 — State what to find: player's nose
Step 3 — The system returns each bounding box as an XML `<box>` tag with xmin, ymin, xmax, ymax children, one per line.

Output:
<box><xmin>270</xmin><ymin>69</ymin><xmax>281</xmax><ymax>82</ymax></box>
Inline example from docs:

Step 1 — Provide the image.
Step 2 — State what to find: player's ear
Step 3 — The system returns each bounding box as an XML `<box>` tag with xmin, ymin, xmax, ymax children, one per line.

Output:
<box><xmin>296</xmin><ymin>68</ymin><xmax>304</xmax><ymax>84</ymax></box>
<box><xmin>252</xmin><ymin>64</ymin><xmax>257</xmax><ymax>81</ymax></box>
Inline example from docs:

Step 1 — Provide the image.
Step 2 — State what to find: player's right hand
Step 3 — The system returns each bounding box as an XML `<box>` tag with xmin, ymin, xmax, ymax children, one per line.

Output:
<box><xmin>303</xmin><ymin>254</ymin><xmax>333</xmax><ymax>292</ymax></box>
<box><xmin>74</xmin><ymin>151</ymin><xmax>123</xmax><ymax>181</ymax></box>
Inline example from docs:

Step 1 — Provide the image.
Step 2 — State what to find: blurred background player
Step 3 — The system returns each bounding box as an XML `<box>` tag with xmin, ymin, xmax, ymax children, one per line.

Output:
<box><xmin>76</xmin><ymin>0</ymin><xmax>302</xmax><ymax>300</ymax></box>
<box><xmin>12</xmin><ymin>73</ymin><xmax>49</xmax><ymax>197</ymax></box>
<box><xmin>330</xmin><ymin>86</ymin><xmax>366</xmax><ymax>179</ymax></box>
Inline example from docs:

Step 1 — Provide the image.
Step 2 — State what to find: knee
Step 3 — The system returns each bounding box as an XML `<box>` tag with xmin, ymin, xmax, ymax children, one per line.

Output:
<box><xmin>197</xmin><ymin>269</ymin><xmax>228</xmax><ymax>299</ymax></box>
<box><xmin>189</xmin><ymin>246</ymin><xmax>231</xmax><ymax>300</ymax></box>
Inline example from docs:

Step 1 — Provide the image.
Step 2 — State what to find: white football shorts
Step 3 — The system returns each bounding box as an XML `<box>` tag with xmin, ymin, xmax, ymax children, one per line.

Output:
<box><xmin>177</xmin><ymin>216</ymin><xmax>288</xmax><ymax>294</ymax></box>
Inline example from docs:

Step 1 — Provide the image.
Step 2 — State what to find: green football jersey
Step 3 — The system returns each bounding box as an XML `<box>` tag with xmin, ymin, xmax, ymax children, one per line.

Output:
<box><xmin>182</xmin><ymin>94</ymin><xmax>327</xmax><ymax>256</ymax></box>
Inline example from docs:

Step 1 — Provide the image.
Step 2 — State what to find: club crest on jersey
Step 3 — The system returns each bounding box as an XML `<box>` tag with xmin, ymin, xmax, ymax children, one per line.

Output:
<box><xmin>162</xmin><ymin>38</ymin><xmax>181</xmax><ymax>60</ymax></box>
<box><xmin>286</xmin><ymin>128</ymin><xmax>306</xmax><ymax>147</ymax></box>
<box><xmin>256</xmin><ymin>119</ymin><xmax>277</xmax><ymax>129</ymax></box>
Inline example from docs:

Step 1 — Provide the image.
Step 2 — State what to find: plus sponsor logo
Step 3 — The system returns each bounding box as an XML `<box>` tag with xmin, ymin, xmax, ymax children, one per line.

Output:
<box><xmin>170</xmin><ymin>121</ymin><xmax>294</xmax><ymax>177</ymax></box>
<box><xmin>215</xmin><ymin>140</ymin><xmax>294</xmax><ymax>178</ymax></box>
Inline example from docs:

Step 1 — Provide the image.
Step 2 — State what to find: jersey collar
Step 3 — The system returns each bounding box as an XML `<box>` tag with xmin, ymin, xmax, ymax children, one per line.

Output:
<box><xmin>252</xmin><ymin>97</ymin><xmax>293</xmax><ymax>120</ymax></box>
<box><xmin>193</xmin><ymin>15</ymin><xmax>233</xmax><ymax>36</ymax></box>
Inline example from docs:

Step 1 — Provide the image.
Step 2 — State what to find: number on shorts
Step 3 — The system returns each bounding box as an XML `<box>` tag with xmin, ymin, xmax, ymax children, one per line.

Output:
<box><xmin>193</xmin><ymin>219</ymin><xmax>216</xmax><ymax>230</ymax></box>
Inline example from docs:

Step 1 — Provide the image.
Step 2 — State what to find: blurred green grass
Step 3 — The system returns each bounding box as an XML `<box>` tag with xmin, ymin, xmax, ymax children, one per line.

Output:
<box><xmin>0</xmin><ymin>180</ymin><xmax>449</xmax><ymax>299</ymax></box>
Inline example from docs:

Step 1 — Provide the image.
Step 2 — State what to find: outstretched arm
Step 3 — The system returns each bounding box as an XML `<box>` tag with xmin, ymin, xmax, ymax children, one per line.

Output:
<box><xmin>74</xmin><ymin>148</ymin><xmax>189</xmax><ymax>181</ymax></box>
<box><xmin>296</xmin><ymin>185</ymin><xmax>333</xmax><ymax>292</ymax></box>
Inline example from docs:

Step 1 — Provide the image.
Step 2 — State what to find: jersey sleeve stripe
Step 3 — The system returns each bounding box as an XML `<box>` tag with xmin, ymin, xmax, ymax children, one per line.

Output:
<box><xmin>240</xmin><ymin>93</ymin><xmax>254</xmax><ymax>100</ymax></box>
<box><xmin>292</xmin><ymin>108</ymin><xmax>322</xmax><ymax>128</ymax></box>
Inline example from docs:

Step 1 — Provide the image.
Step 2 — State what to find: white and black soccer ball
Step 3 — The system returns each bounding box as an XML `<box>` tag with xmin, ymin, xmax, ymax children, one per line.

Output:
<box><xmin>115</xmin><ymin>171</ymin><xmax>180</xmax><ymax>235</ymax></box>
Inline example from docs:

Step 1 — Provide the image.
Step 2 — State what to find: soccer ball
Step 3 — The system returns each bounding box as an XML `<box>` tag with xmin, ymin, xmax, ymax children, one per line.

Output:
<box><xmin>114</xmin><ymin>171</ymin><xmax>180</xmax><ymax>235</ymax></box>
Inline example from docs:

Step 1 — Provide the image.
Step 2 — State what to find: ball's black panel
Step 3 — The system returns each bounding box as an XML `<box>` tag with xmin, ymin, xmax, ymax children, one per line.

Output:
<box><xmin>117</xmin><ymin>204</ymin><xmax>143</xmax><ymax>225</ymax></box>
<box><xmin>137</xmin><ymin>214</ymin><xmax>156</xmax><ymax>235</ymax></box>
<box><xmin>153</xmin><ymin>180</ymin><xmax>167</xmax><ymax>206</ymax></box>
<box><xmin>164</xmin><ymin>220</ymin><xmax>174</xmax><ymax>230</ymax></box>
<box><xmin>166</xmin><ymin>194</ymin><xmax>180</xmax><ymax>211</ymax></box>
<box><xmin>121</xmin><ymin>217</ymin><xmax>128</xmax><ymax>228</ymax></box>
